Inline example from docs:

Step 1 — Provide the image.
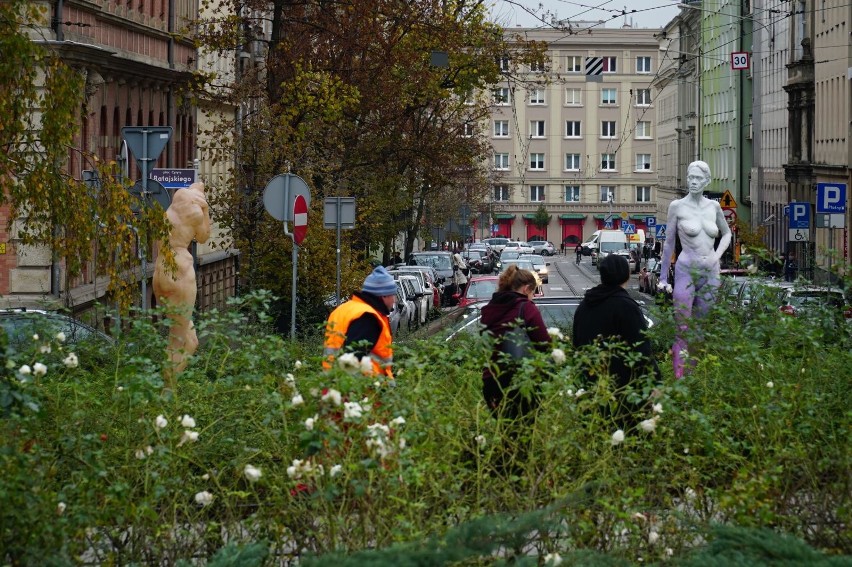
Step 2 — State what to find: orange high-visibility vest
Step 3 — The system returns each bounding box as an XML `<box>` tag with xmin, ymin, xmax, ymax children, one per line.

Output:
<box><xmin>323</xmin><ymin>296</ymin><xmax>394</xmax><ymax>378</ymax></box>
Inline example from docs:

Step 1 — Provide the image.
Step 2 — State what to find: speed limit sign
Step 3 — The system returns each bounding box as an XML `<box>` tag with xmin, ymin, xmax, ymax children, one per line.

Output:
<box><xmin>731</xmin><ymin>52</ymin><xmax>750</xmax><ymax>70</ymax></box>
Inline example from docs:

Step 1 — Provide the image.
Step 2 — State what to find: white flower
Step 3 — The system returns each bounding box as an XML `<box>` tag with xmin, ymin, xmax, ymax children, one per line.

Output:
<box><xmin>32</xmin><ymin>333</ymin><xmax>39</xmax><ymax>341</ymax></box>
<box><xmin>359</xmin><ymin>356</ymin><xmax>374</xmax><ymax>375</ymax></box>
<box><xmin>766</xmin><ymin>381</ymin><xmax>774</xmax><ymax>388</ymax></box>
<box><xmin>639</xmin><ymin>417</ymin><xmax>658</xmax><ymax>433</ymax></box>
<box><xmin>329</xmin><ymin>464</ymin><xmax>342</xmax><ymax>477</ymax></box>
<box><xmin>632</xmin><ymin>512</ymin><xmax>646</xmax><ymax>522</ymax></box>
<box><xmin>474</xmin><ymin>435</ymin><xmax>486</xmax><ymax>448</ymax></box>
<box><xmin>544</xmin><ymin>552</ymin><xmax>563</xmax><ymax>565</ymax></box>
<box><xmin>294</xmin><ymin>360</ymin><xmax>303</xmax><ymax>370</ymax></box>
<box><xmin>565</xmin><ymin>389</ymin><xmax>573</xmax><ymax>397</ymax></box>
<box><xmin>135</xmin><ymin>448</ymin><xmax>147</xmax><ymax>460</ymax></box>
<box><xmin>285</xmin><ymin>373</ymin><xmax>296</xmax><ymax>385</ymax></box>
<box><xmin>398</xmin><ymin>436</ymin><xmax>406</xmax><ymax>450</ymax></box>
<box><xmin>117</xmin><ymin>386</ymin><xmax>124</xmax><ymax>392</ymax></box>
<box><xmin>391</xmin><ymin>416</ymin><xmax>406</xmax><ymax>426</ymax></box>
<box><xmin>684</xmin><ymin>487</ymin><xmax>697</xmax><ymax>501</ymax></box>
<box><xmin>652</xmin><ymin>403</ymin><xmax>663</xmax><ymax>414</ymax></box>
<box><xmin>201</xmin><ymin>473</ymin><xmax>210</xmax><ymax>480</ymax></box>
<box><xmin>337</xmin><ymin>352</ymin><xmax>360</xmax><ymax>374</ymax></box>
<box><xmin>291</xmin><ymin>393</ymin><xmax>304</xmax><ymax>406</ymax></box>
<box><xmin>63</xmin><ymin>353</ymin><xmax>79</xmax><ymax>369</ymax></box>
<box><xmin>551</xmin><ymin>348</ymin><xmax>566</xmax><ymax>365</ymax></box>
<box><xmin>547</xmin><ymin>327</ymin><xmax>564</xmax><ymax>340</ymax></box>
<box><xmin>194</xmin><ymin>491</ymin><xmax>214</xmax><ymax>506</ymax></box>
<box><xmin>33</xmin><ymin>362</ymin><xmax>47</xmax><ymax>377</ymax></box>
<box><xmin>145</xmin><ymin>445</ymin><xmax>153</xmax><ymax>455</ymax></box>
<box><xmin>758</xmin><ymin>362</ymin><xmax>765</xmax><ymax>371</ymax></box>
<box><xmin>343</xmin><ymin>401</ymin><xmax>363</xmax><ymax>420</ymax></box>
<box><xmin>665</xmin><ymin>548</ymin><xmax>674</xmax><ymax>557</ymax></box>
<box><xmin>181</xmin><ymin>414</ymin><xmax>196</xmax><ymax>428</ymax></box>
<box><xmin>244</xmin><ymin>464</ymin><xmax>262</xmax><ymax>482</ymax></box>
<box><xmin>747</xmin><ymin>264</ymin><xmax>758</xmax><ymax>275</ymax></box>
<box><xmin>657</xmin><ymin>282</ymin><xmax>673</xmax><ymax>293</ymax></box>
<box><xmin>304</xmin><ymin>415</ymin><xmax>317</xmax><ymax>431</ymax></box>
<box><xmin>178</xmin><ymin>430</ymin><xmax>199</xmax><ymax>446</ymax></box>
<box><xmin>154</xmin><ymin>415</ymin><xmax>168</xmax><ymax>431</ymax></box>
<box><xmin>39</xmin><ymin>344</ymin><xmax>51</xmax><ymax>354</ymax></box>
<box><xmin>56</xmin><ymin>502</ymin><xmax>66</xmax><ymax>515</ymax></box>
<box><xmin>611</xmin><ymin>429</ymin><xmax>625</xmax><ymax>446</ymax></box>
<box><xmin>321</xmin><ymin>388</ymin><xmax>342</xmax><ymax>406</ymax></box>
<box><xmin>648</xmin><ymin>530</ymin><xmax>660</xmax><ymax>545</ymax></box>
<box><xmin>55</xmin><ymin>331</ymin><xmax>66</xmax><ymax>343</ymax></box>
<box><xmin>683</xmin><ymin>447</ymin><xmax>690</xmax><ymax>454</ymax></box>
<box><xmin>800</xmin><ymin>367</ymin><xmax>805</xmax><ymax>374</ymax></box>
<box><xmin>19</xmin><ymin>364</ymin><xmax>31</xmax><ymax>375</ymax></box>
<box><xmin>574</xmin><ymin>388</ymin><xmax>586</xmax><ymax>398</ymax></box>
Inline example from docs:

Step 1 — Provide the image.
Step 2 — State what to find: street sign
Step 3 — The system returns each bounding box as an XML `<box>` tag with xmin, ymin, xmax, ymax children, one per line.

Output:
<box><xmin>720</xmin><ymin>190</ymin><xmax>737</xmax><ymax>209</ymax></box>
<box><xmin>293</xmin><ymin>195</ymin><xmax>308</xmax><ymax>245</ymax></box>
<box><xmin>723</xmin><ymin>208</ymin><xmax>737</xmax><ymax>226</ymax></box>
<box><xmin>323</xmin><ymin>197</ymin><xmax>356</xmax><ymax>229</ymax></box>
<box><xmin>604</xmin><ymin>220</ymin><xmax>613</xmax><ymax>229</ymax></box>
<box><xmin>655</xmin><ymin>224</ymin><xmax>667</xmax><ymax>240</ymax></box>
<box><xmin>622</xmin><ymin>223</ymin><xmax>636</xmax><ymax>235</ymax></box>
<box><xmin>130</xmin><ymin>179</ymin><xmax>170</xmax><ymax>212</ymax></box>
<box><xmin>150</xmin><ymin>168</ymin><xmax>196</xmax><ymax>189</ymax></box>
<box><xmin>788</xmin><ymin>202</ymin><xmax>810</xmax><ymax>229</ymax></box>
<box><xmin>263</xmin><ymin>173</ymin><xmax>311</xmax><ymax>222</ymax></box>
<box><xmin>731</xmin><ymin>52</ymin><xmax>750</xmax><ymax>70</ymax></box>
<box><xmin>645</xmin><ymin>216</ymin><xmax>656</xmax><ymax>228</ymax></box>
<box><xmin>121</xmin><ymin>127</ymin><xmax>172</xmax><ymax>174</ymax></box>
<box><xmin>620</xmin><ymin>211</ymin><xmax>628</xmax><ymax>220</ymax></box>
<box><xmin>816</xmin><ymin>183</ymin><xmax>846</xmax><ymax>228</ymax></box>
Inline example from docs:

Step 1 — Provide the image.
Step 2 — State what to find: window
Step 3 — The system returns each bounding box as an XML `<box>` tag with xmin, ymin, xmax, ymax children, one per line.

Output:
<box><xmin>493</xmin><ymin>87</ymin><xmax>510</xmax><ymax>105</ymax></box>
<box><xmin>462</xmin><ymin>123</ymin><xmax>475</xmax><ymax>137</ymax></box>
<box><xmin>601</xmin><ymin>88</ymin><xmax>617</xmax><ymax>105</ymax></box>
<box><xmin>602</xmin><ymin>56</ymin><xmax>617</xmax><ymax>73</ymax></box>
<box><xmin>636</xmin><ymin>56</ymin><xmax>652</xmax><ymax>73</ymax></box>
<box><xmin>529</xmin><ymin>88</ymin><xmax>545</xmax><ymax>105</ymax></box>
<box><xmin>497</xmin><ymin>55</ymin><xmax>510</xmax><ymax>72</ymax></box>
<box><xmin>601</xmin><ymin>153</ymin><xmax>616</xmax><ymax>171</ymax></box>
<box><xmin>530</xmin><ymin>57</ymin><xmax>548</xmax><ymax>73</ymax></box>
<box><xmin>529</xmin><ymin>120</ymin><xmax>545</xmax><ymax>138</ymax></box>
<box><xmin>494</xmin><ymin>185</ymin><xmax>510</xmax><ymax>201</ymax></box>
<box><xmin>636</xmin><ymin>186</ymin><xmax>652</xmax><ymax>202</ymax></box>
<box><xmin>636</xmin><ymin>88</ymin><xmax>651</xmax><ymax>105</ymax></box>
<box><xmin>494</xmin><ymin>120</ymin><xmax>509</xmax><ymax>137</ymax></box>
<box><xmin>635</xmin><ymin>121</ymin><xmax>651</xmax><ymax>138</ymax></box>
<box><xmin>529</xmin><ymin>153</ymin><xmax>545</xmax><ymax>170</ymax></box>
<box><xmin>564</xmin><ymin>185</ymin><xmax>581</xmax><ymax>202</ymax></box>
<box><xmin>565</xmin><ymin>87</ymin><xmax>582</xmax><ymax>105</ymax></box>
<box><xmin>600</xmin><ymin>186</ymin><xmax>615</xmax><ymax>202</ymax></box>
<box><xmin>530</xmin><ymin>185</ymin><xmax>545</xmax><ymax>202</ymax></box>
<box><xmin>566</xmin><ymin>55</ymin><xmax>583</xmax><ymax>73</ymax></box>
<box><xmin>564</xmin><ymin>153</ymin><xmax>581</xmax><ymax>171</ymax></box>
<box><xmin>494</xmin><ymin>153</ymin><xmax>510</xmax><ymax>170</ymax></box>
<box><xmin>565</xmin><ymin>120</ymin><xmax>581</xmax><ymax>138</ymax></box>
<box><xmin>601</xmin><ymin>121</ymin><xmax>616</xmax><ymax>138</ymax></box>
<box><xmin>635</xmin><ymin>154</ymin><xmax>652</xmax><ymax>171</ymax></box>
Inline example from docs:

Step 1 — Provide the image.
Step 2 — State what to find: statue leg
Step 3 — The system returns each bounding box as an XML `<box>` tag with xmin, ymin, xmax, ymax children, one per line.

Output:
<box><xmin>671</xmin><ymin>264</ymin><xmax>695</xmax><ymax>379</ymax></box>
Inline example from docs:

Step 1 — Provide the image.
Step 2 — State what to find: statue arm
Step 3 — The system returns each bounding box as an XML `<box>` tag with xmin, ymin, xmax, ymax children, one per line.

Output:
<box><xmin>196</xmin><ymin>196</ymin><xmax>211</xmax><ymax>244</ymax></box>
<box><xmin>658</xmin><ymin>202</ymin><xmax>678</xmax><ymax>285</ymax></box>
<box><xmin>713</xmin><ymin>203</ymin><xmax>732</xmax><ymax>263</ymax></box>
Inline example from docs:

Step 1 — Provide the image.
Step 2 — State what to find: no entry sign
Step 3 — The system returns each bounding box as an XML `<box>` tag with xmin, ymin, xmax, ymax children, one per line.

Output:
<box><xmin>293</xmin><ymin>194</ymin><xmax>308</xmax><ymax>245</ymax></box>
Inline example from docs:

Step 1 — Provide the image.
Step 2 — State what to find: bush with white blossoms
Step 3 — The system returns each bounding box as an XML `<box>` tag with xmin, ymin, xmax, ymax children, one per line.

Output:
<box><xmin>244</xmin><ymin>464</ymin><xmax>262</xmax><ymax>482</ymax></box>
<box><xmin>336</xmin><ymin>352</ymin><xmax>360</xmax><ymax>374</ymax></box>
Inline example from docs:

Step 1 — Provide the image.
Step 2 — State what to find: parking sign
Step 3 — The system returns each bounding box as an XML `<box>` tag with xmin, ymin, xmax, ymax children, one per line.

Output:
<box><xmin>816</xmin><ymin>183</ymin><xmax>847</xmax><ymax>228</ymax></box>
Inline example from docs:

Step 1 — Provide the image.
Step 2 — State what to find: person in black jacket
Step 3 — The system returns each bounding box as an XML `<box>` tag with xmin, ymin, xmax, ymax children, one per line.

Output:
<box><xmin>573</xmin><ymin>254</ymin><xmax>660</xmax><ymax>429</ymax></box>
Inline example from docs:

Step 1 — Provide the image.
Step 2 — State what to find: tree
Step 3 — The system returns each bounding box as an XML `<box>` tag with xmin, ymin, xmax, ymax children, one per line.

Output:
<box><xmin>531</xmin><ymin>205</ymin><xmax>550</xmax><ymax>231</ymax></box>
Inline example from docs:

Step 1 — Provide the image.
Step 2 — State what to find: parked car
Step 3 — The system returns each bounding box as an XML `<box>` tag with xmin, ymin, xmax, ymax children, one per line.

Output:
<box><xmin>501</xmin><ymin>241</ymin><xmax>534</xmax><ymax>255</ymax></box>
<box><xmin>393</xmin><ymin>280</ymin><xmax>417</xmax><ymax>333</ymax></box>
<box><xmin>392</xmin><ymin>265</ymin><xmax>441</xmax><ymax>307</ymax></box>
<box><xmin>389</xmin><ymin>269</ymin><xmax>434</xmax><ymax>314</ymax></box>
<box><xmin>407</xmin><ymin>252</ymin><xmax>455</xmax><ymax>305</ymax></box>
<box><xmin>638</xmin><ymin>258</ymin><xmax>660</xmax><ymax>294</ymax></box>
<box><xmin>519</xmin><ymin>253</ymin><xmax>550</xmax><ymax>283</ymax></box>
<box><xmin>388</xmin><ymin>284</ymin><xmax>408</xmax><ymax>337</ymax></box>
<box><xmin>777</xmin><ymin>285</ymin><xmax>848</xmax><ymax>319</ymax></box>
<box><xmin>454</xmin><ymin>275</ymin><xmax>499</xmax><ymax>308</ymax></box>
<box><xmin>612</xmin><ymin>249</ymin><xmax>636</xmax><ymax>272</ymax></box>
<box><xmin>530</xmin><ymin>240</ymin><xmax>556</xmax><ymax>256</ymax></box>
<box><xmin>0</xmin><ymin>309</ymin><xmax>114</xmax><ymax>349</ymax></box>
<box><xmin>398</xmin><ymin>275</ymin><xmax>427</xmax><ymax>327</ymax></box>
<box><xmin>484</xmin><ymin>237</ymin><xmax>509</xmax><ymax>254</ymax></box>
<box><xmin>462</xmin><ymin>249</ymin><xmax>493</xmax><ymax>274</ymax></box>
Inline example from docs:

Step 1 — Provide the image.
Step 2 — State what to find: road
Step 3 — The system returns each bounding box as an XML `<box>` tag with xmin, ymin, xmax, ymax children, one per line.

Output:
<box><xmin>542</xmin><ymin>252</ymin><xmax>646</xmax><ymax>298</ymax></box>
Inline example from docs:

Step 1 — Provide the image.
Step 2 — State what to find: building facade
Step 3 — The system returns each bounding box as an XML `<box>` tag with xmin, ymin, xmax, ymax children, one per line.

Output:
<box><xmin>487</xmin><ymin>24</ymin><xmax>660</xmax><ymax>248</ymax></box>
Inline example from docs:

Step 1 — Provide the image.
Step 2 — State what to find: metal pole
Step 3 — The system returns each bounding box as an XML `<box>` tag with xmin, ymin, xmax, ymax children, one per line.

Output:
<box><xmin>336</xmin><ymin>197</ymin><xmax>342</xmax><ymax>306</ymax></box>
<box><xmin>140</xmin><ymin>129</ymin><xmax>149</xmax><ymax>310</ymax></box>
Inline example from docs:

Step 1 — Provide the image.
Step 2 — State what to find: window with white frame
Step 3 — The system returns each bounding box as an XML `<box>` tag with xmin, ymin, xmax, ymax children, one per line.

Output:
<box><xmin>601</xmin><ymin>153</ymin><xmax>616</xmax><ymax>171</ymax></box>
<box><xmin>636</xmin><ymin>56</ymin><xmax>652</xmax><ymax>73</ymax></box>
<box><xmin>494</xmin><ymin>152</ymin><xmax>510</xmax><ymax>170</ymax></box>
<box><xmin>564</xmin><ymin>185</ymin><xmax>581</xmax><ymax>202</ymax></box>
<box><xmin>530</xmin><ymin>185</ymin><xmax>545</xmax><ymax>202</ymax></box>
<box><xmin>530</xmin><ymin>57</ymin><xmax>548</xmax><ymax>73</ymax></box>
<box><xmin>601</xmin><ymin>88</ymin><xmax>617</xmax><ymax>105</ymax></box>
<box><xmin>601</xmin><ymin>121</ymin><xmax>616</xmax><ymax>138</ymax></box>
<box><xmin>600</xmin><ymin>186</ymin><xmax>616</xmax><ymax>202</ymax></box>
<box><xmin>529</xmin><ymin>153</ymin><xmax>545</xmax><ymax>170</ymax></box>
<box><xmin>635</xmin><ymin>121</ymin><xmax>651</xmax><ymax>138</ymax></box>
<box><xmin>636</xmin><ymin>186</ymin><xmax>652</xmax><ymax>202</ymax></box>
<box><xmin>492</xmin><ymin>87</ymin><xmax>510</xmax><ymax>105</ymax></box>
<box><xmin>493</xmin><ymin>120</ymin><xmax>509</xmax><ymax>137</ymax></box>
<box><xmin>529</xmin><ymin>120</ymin><xmax>545</xmax><ymax>138</ymax></box>
<box><xmin>601</xmin><ymin>56</ymin><xmax>617</xmax><ymax>73</ymax></box>
<box><xmin>565</xmin><ymin>120</ymin><xmax>581</xmax><ymax>138</ymax></box>
<box><xmin>564</xmin><ymin>153</ymin><xmax>581</xmax><ymax>171</ymax></box>
<box><xmin>497</xmin><ymin>55</ymin><xmax>510</xmax><ymax>72</ymax></box>
<box><xmin>635</xmin><ymin>153</ymin><xmax>652</xmax><ymax>171</ymax></box>
<box><xmin>529</xmin><ymin>88</ymin><xmax>545</xmax><ymax>105</ymax></box>
<box><xmin>566</xmin><ymin>55</ymin><xmax>583</xmax><ymax>73</ymax></box>
<box><xmin>636</xmin><ymin>88</ymin><xmax>651</xmax><ymax>105</ymax></box>
<box><xmin>565</xmin><ymin>87</ymin><xmax>582</xmax><ymax>105</ymax></box>
<box><xmin>494</xmin><ymin>185</ymin><xmax>510</xmax><ymax>201</ymax></box>
<box><xmin>462</xmin><ymin>123</ymin><xmax>475</xmax><ymax>137</ymax></box>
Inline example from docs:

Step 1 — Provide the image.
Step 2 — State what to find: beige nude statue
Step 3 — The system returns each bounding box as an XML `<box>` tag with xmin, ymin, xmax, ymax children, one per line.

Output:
<box><xmin>153</xmin><ymin>181</ymin><xmax>211</xmax><ymax>388</ymax></box>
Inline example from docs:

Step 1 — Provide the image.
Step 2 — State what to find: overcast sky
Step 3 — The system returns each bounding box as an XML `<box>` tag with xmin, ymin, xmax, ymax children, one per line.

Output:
<box><xmin>490</xmin><ymin>0</ymin><xmax>682</xmax><ymax>30</ymax></box>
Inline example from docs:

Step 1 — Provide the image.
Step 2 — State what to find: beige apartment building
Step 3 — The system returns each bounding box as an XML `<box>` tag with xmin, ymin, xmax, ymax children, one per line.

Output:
<box><xmin>487</xmin><ymin>24</ymin><xmax>661</xmax><ymax>248</ymax></box>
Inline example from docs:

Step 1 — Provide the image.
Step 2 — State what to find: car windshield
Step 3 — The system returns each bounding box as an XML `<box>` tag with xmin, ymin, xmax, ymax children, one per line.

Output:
<box><xmin>788</xmin><ymin>291</ymin><xmax>845</xmax><ymax>309</ymax></box>
<box><xmin>524</xmin><ymin>255</ymin><xmax>545</xmax><ymax>265</ymax></box>
<box><xmin>411</xmin><ymin>254</ymin><xmax>451</xmax><ymax>270</ymax></box>
<box><xmin>500</xmin><ymin>251</ymin><xmax>520</xmax><ymax>261</ymax></box>
<box><xmin>466</xmin><ymin>279</ymin><xmax>498</xmax><ymax>300</ymax></box>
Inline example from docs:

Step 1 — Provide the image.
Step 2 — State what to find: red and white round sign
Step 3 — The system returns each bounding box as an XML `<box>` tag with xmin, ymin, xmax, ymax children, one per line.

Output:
<box><xmin>723</xmin><ymin>208</ymin><xmax>737</xmax><ymax>226</ymax></box>
<box><xmin>293</xmin><ymin>194</ymin><xmax>308</xmax><ymax>245</ymax></box>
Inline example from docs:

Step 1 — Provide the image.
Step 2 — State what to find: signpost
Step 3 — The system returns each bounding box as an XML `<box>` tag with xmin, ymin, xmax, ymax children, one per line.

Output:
<box><xmin>150</xmin><ymin>168</ymin><xmax>196</xmax><ymax>189</ymax></box>
<box><xmin>816</xmin><ymin>183</ymin><xmax>847</xmax><ymax>273</ymax></box>
<box><xmin>731</xmin><ymin>52</ymin><xmax>750</xmax><ymax>70</ymax></box>
<box><xmin>645</xmin><ymin>216</ymin><xmax>656</xmax><ymax>229</ymax></box>
<box><xmin>324</xmin><ymin>197</ymin><xmax>356</xmax><ymax>306</ymax></box>
<box><xmin>655</xmin><ymin>224</ymin><xmax>667</xmax><ymax>240</ymax></box>
<box><xmin>788</xmin><ymin>201</ymin><xmax>810</xmax><ymax>242</ymax></box>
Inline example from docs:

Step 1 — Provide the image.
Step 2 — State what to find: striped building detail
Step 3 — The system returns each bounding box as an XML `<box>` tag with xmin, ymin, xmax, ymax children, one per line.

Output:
<box><xmin>585</xmin><ymin>56</ymin><xmax>603</xmax><ymax>75</ymax></box>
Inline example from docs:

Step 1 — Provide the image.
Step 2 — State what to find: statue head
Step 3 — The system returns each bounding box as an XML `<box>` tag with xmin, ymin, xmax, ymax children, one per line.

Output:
<box><xmin>686</xmin><ymin>161</ymin><xmax>711</xmax><ymax>195</ymax></box>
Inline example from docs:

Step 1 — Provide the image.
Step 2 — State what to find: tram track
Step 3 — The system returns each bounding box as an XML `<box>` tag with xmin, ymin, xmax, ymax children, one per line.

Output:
<box><xmin>551</xmin><ymin>255</ymin><xmax>600</xmax><ymax>296</ymax></box>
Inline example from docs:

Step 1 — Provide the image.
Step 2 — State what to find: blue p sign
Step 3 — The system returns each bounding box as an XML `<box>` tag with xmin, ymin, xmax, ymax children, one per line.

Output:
<box><xmin>789</xmin><ymin>202</ymin><xmax>810</xmax><ymax>229</ymax></box>
<box><xmin>816</xmin><ymin>183</ymin><xmax>847</xmax><ymax>213</ymax></box>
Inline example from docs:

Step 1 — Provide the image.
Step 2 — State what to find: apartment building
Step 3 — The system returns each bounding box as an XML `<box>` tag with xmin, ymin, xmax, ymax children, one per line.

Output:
<box><xmin>487</xmin><ymin>24</ymin><xmax>660</xmax><ymax>247</ymax></box>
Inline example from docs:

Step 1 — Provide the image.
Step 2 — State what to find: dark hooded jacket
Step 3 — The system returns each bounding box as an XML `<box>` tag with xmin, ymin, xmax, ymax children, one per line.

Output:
<box><xmin>480</xmin><ymin>291</ymin><xmax>550</xmax><ymax>384</ymax></box>
<box><xmin>572</xmin><ymin>284</ymin><xmax>659</xmax><ymax>390</ymax></box>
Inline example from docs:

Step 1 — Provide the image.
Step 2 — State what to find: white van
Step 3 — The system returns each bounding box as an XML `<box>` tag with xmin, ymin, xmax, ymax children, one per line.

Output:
<box><xmin>588</xmin><ymin>230</ymin><xmax>629</xmax><ymax>265</ymax></box>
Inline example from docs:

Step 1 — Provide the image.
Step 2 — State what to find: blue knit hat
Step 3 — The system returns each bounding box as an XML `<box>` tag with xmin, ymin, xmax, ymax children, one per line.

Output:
<box><xmin>362</xmin><ymin>266</ymin><xmax>397</xmax><ymax>296</ymax></box>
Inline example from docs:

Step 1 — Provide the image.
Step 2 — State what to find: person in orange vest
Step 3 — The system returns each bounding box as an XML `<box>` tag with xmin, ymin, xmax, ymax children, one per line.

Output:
<box><xmin>323</xmin><ymin>266</ymin><xmax>396</xmax><ymax>379</ymax></box>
